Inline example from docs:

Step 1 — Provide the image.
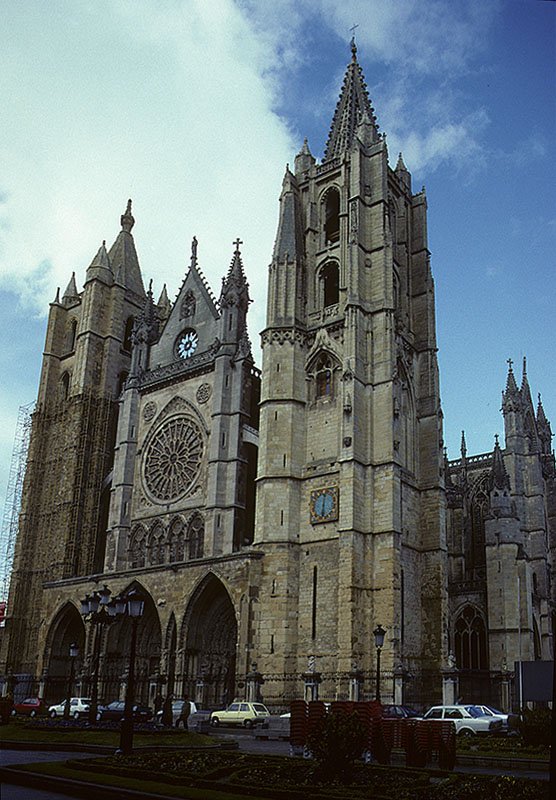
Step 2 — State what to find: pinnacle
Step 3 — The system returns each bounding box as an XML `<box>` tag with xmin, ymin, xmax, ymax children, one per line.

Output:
<box><xmin>323</xmin><ymin>43</ymin><xmax>379</xmax><ymax>162</ymax></box>
<box><xmin>121</xmin><ymin>198</ymin><xmax>135</xmax><ymax>233</ymax></box>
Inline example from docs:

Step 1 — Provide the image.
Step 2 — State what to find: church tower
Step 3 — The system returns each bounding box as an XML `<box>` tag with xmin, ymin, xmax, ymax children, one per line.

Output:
<box><xmin>254</xmin><ymin>41</ymin><xmax>447</xmax><ymax>703</ymax></box>
<box><xmin>1</xmin><ymin>202</ymin><xmax>146</xmax><ymax>679</ymax></box>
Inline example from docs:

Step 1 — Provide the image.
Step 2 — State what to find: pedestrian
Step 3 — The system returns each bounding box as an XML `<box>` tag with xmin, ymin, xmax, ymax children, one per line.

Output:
<box><xmin>176</xmin><ymin>695</ymin><xmax>191</xmax><ymax>729</ymax></box>
<box><xmin>161</xmin><ymin>693</ymin><xmax>173</xmax><ymax>726</ymax></box>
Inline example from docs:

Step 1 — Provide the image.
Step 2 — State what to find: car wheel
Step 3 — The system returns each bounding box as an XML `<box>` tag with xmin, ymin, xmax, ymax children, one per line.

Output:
<box><xmin>243</xmin><ymin>719</ymin><xmax>253</xmax><ymax>729</ymax></box>
<box><xmin>73</xmin><ymin>711</ymin><xmax>80</xmax><ymax>720</ymax></box>
<box><xmin>30</xmin><ymin>710</ymin><xmax>37</xmax><ymax>718</ymax></box>
<box><xmin>49</xmin><ymin>710</ymin><xmax>57</xmax><ymax>719</ymax></box>
<box><xmin>458</xmin><ymin>728</ymin><xmax>474</xmax><ymax>737</ymax></box>
<box><xmin>210</xmin><ymin>716</ymin><xmax>220</xmax><ymax>727</ymax></box>
<box><xmin>96</xmin><ymin>712</ymin><xmax>102</xmax><ymax>722</ymax></box>
<box><xmin>10</xmin><ymin>709</ymin><xmax>16</xmax><ymax>717</ymax></box>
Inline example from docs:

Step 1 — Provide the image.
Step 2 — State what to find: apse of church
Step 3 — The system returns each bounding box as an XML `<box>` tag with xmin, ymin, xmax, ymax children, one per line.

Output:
<box><xmin>1</xmin><ymin>42</ymin><xmax>553</xmax><ymax>710</ymax></box>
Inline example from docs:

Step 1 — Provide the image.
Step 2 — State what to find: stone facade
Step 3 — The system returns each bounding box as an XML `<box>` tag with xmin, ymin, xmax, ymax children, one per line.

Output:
<box><xmin>1</xmin><ymin>45</ymin><xmax>553</xmax><ymax>710</ymax></box>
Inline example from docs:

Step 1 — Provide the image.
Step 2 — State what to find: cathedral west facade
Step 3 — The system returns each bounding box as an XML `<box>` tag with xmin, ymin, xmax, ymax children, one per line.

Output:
<box><xmin>1</xmin><ymin>44</ymin><xmax>553</xmax><ymax>710</ymax></box>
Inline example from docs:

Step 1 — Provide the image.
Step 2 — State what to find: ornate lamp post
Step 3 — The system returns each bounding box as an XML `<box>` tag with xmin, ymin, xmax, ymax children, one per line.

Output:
<box><xmin>119</xmin><ymin>589</ymin><xmax>145</xmax><ymax>755</ymax></box>
<box><xmin>63</xmin><ymin>643</ymin><xmax>79</xmax><ymax>720</ymax></box>
<box><xmin>80</xmin><ymin>585</ymin><xmax>118</xmax><ymax>724</ymax></box>
<box><xmin>373</xmin><ymin>624</ymin><xmax>386</xmax><ymax>703</ymax></box>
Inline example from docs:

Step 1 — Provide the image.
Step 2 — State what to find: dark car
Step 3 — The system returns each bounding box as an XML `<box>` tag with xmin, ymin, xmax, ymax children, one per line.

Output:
<box><xmin>96</xmin><ymin>700</ymin><xmax>153</xmax><ymax>722</ymax></box>
<box><xmin>11</xmin><ymin>697</ymin><xmax>48</xmax><ymax>717</ymax></box>
<box><xmin>381</xmin><ymin>704</ymin><xmax>421</xmax><ymax>719</ymax></box>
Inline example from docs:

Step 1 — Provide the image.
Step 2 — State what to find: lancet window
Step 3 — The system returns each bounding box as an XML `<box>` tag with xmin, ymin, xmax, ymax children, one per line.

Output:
<box><xmin>148</xmin><ymin>522</ymin><xmax>166</xmax><ymax>565</ymax></box>
<box><xmin>454</xmin><ymin>605</ymin><xmax>488</xmax><ymax>670</ymax></box>
<box><xmin>188</xmin><ymin>514</ymin><xmax>204</xmax><ymax>559</ymax></box>
<box><xmin>168</xmin><ymin>518</ymin><xmax>186</xmax><ymax>563</ymax></box>
<box><xmin>323</xmin><ymin>188</ymin><xmax>340</xmax><ymax>244</ymax></box>
<box><xmin>129</xmin><ymin>525</ymin><xmax>147</xmax><ymax>568</ymax></box>
<box><xmin>320</xmin><ymin>262</ymin><xmax>339</xmax><ymax>308</ymax></box>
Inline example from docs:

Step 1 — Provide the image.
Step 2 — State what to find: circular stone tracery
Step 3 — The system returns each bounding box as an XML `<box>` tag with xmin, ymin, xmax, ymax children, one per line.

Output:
<box><xmin>144</xmin><ymin>416</ymin><xmax>203</xmax><ymax>502</ymax></box>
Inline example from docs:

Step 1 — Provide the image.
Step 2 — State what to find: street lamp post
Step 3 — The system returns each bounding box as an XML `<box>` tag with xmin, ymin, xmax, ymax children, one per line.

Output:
<box><xmin>373</xmin><ymin>624</ymin><xmax>386</xmax><ymax>703</ymax></box>
<box><xmin>80</xmin><ymin>585</ymin><xmax>118</xmax><ymax>725</ymax></box>
<box><xmin>63</xmin><ymin>643</ymin><xmax>79</xmax><ymax>720</ymax></box>
<box><xmin>119</xmin><ymin>590</ymin><xmax>145</xmax><ymax>755</ymax></box>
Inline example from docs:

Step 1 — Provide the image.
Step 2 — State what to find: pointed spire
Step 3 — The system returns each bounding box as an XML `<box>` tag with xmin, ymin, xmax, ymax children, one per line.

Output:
<box><xmin>86</xmin><ymin>240</ymin><xmax>113</xmax><ymax>285</ymax></box>
<box><xmin>395</xmin><ymin>151</ymin><xmax>412</xmax><ymax>191</ymax></box>
<box><xmin>108</xmin><ymin>200</ymin><xmax>145</xmax><ymax>296</ymax></box>
<box><xmin>156</xmin><ymin>283</ymin><xmax>172</xmax><ymax>322</ymax></box>
<box><xmin>120</xmin><ymin>198</ymin><xmax>135</xmax><ymax>233</ymax></box>
<box><xmin>460</xmin><ymin>430</ymin><xmax>467</xmax><ymax>459</ymax></box>
<box><xmin>294</xmin><ymin>138</ymin><xmax>315</xmax><ymax>175</ymax></box>
<box><xmin>190</xmin><ymin>235</ymin><xmax>198</xmax><ymax>269</ymax></box>
<box><xmin>536</xmin><ymin>393</ymin><xmax>553</xmax><ymax>454</ymax></box>
<box><xmin>323</xmin><ymin>41</ymin><xmax>379</xmax><ymax>162</ymax></box>
<box><xmin>61</xmin><ymin>271</ymin><xmax>81</xmax><ymax>305</ymax></box>
<box><xmin>490</xmin><ymin>433</ymin><xmax>511</xmax><ymax>490</ymax></box>
<box><xmin>52</xmin><ymin>286</ymin><xmax>61</xmax><ymax>305</ymax></box>
<box><xmin>520</xmin><ymin>355</ymin><xmax>533</xmax><ymax>409</ymax></box>
<box><xmin>220</xmin><ymin>238</ymin><xmax>250</xmax><ymax>309</ymax></box>
<box><xmin>502</xmin><ymin>357</ymin><xmax>521</xmax><ymax>414</ymax></box>
<box><xmin>273</xmin><ymin>164</ymin><xmax>304</xmax><ymax>263</ymax></box>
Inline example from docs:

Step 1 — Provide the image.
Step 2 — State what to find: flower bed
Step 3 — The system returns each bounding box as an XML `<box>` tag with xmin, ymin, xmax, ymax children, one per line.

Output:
<box><xmin>63</xmin><ymin>750</ymin><xmax>549</xmax><ymax>800</ymax></box>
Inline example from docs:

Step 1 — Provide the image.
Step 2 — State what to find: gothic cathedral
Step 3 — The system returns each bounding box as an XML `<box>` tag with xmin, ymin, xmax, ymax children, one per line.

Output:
<box><xmin>1</xmin><ymin>44</ymin><xmax>553</xmax><ymax>709</ymax></box>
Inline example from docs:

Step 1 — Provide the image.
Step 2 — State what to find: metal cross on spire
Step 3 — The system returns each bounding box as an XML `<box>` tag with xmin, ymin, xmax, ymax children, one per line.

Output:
<box><xmin>233</xmin><ymin>238</ymin><xmax>243</xmax><ymax>255</ymax></box>
<box><xmin>506</xmin><ymin>357</ymin><xmax>513</xmax><ymax>370</ymax></box>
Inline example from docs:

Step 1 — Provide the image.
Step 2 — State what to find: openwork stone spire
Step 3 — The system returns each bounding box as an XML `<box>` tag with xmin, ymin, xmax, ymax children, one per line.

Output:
<box><xmin>323</xmin><ymin>39</ymin><xmax>379</xmax><ymax>162</ymax></box>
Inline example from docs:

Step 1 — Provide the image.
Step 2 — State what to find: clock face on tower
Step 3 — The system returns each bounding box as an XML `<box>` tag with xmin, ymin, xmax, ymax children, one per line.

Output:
<box><xmin>310</xmin><ymin>486</ymin><xmax>339</xmax><ymax>524</ymax></box>
<box><xmin>176</xmin><ymin>329</ymin><xmax>198</xmax><ymax>359</ymax></box>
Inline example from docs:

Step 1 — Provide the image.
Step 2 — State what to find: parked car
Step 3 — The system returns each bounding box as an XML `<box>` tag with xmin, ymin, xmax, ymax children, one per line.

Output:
<box><xmin>474</xmin><ymin>704</ymin><xmax>518</xmax><ymax>733</ymax></box>
<box><xmin>210</xmin><ymin>701</ymin><xmax>270</xmax><ymax>728</ymax></box>
<box><xmin>422</xmin><ymin>705</ymin><xmax>503</xmax><ymax>736</ymax></box>
<box><xmin>48</xmin><ymin>697</ymin><xmax>91</xmax><ymax>719</ymax></box>
<box><xmin>11</xmin><ymin>697</ymin><xmax>48</xmax><ymax>717</ymax></box>
<box><xmin>96</xmin><ymin>700</ymin><xmax>153</xmax><ymax>722</ymax></box>
<box><xmin>382</xmin><ymin>704</ymin><xmax>421</xmax><ymax>719</ymax></box>
<box><xmin>154</xmin><ymin>699</ymin><xmax>198</xmax><ymax>727</ymax></box>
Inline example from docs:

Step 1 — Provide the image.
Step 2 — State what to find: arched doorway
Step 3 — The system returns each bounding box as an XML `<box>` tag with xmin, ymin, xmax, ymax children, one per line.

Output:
<box><xmin>102</xmin><ymin>584</ymin><xmax>161</xmax><ymax>704</ymax></box>
<box><xmin>179</xmin><ymin>573</ymin><xmax>238</xmax><ymax>708</ymax></box>
<box><xmin>43</xmin><ymin>603</ymin><xmax>85</xmax><ymax>703</ymax></box>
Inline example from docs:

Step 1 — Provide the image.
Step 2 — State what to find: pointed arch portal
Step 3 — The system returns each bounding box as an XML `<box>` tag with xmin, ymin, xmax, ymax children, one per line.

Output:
<box><xmin>43</xmin><ymin>603</ymin><xmax>85</xmax><ymax>703</ymax></box>
<box><xmin>179</xmin><ymin>573</ymin><xmax>237</xmax><ymax>708</ymax></box>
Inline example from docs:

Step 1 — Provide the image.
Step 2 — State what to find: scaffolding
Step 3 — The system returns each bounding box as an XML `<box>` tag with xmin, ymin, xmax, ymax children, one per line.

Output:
<box><xmin>0</xmin><ymin>401</ymin><xmax>34</xmax><ymax>611</ymax></box>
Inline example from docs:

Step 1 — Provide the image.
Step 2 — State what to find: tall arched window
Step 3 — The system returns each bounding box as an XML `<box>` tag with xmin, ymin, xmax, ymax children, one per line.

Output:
<box><xmin>148</xmin><ymin>522</ymin><xmax>166</xmax><ymax>565</ymax></box>
<box><xmin>320</xmin><ymin>262</ymin><xmax>339</xmax><ymax>308</ymax></box>
<box><xmin>117</xmin><ymin>371</ymin><xmax>129</xmax><ymax>396</ymax></box>
<box><xmin>67</xmin><ymin>319</ymin><xmax>78</xmax><ymax>352</ymax></box>
<box><xmin>168</xmin><ymin>518</ymin><xmax>185</xmax><ymax>562</ymax></box>
<box><xmin>188</xmin><ymin>514</ymin><xmax>204</xmax><ymax>560</ymax></box>
<box><xmin>469</xmin><ymin>477</ymin><xmax>488</xmax><ymax>575</ymax></box>
<box><xmin>129</xmin><ymin>525</ymin><xmax>147</xmax><ymax>568</ymax></box>
<box><xmin>454</xmin><ymin>605</ymin><xmax>488</xmax><ymax>669</ymax></box>
<box><xmin>60</xmin><ymin>372</ymin><xmax>71</xmax><ymax>400</ymax></box>
<box><xmin>533</xmin><ymin>617</ymin><xmax>542</xmax><ymax>660</ymax></box>
<box><xmin>323</xmin><ymin>188</ymin><xmax>340</xmax><ymax>244</ymax></box>
<box><xmin>123</xmin><ymin>316</ymin><xmax>135</xmax><ymax>353</ymax></box>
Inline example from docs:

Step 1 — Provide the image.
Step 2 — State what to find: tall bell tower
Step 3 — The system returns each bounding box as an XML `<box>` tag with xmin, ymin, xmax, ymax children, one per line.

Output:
<box><xmin>254</xmin><ymin>41</ymin><xmax>447</xmax><ymax>702</ymax></box>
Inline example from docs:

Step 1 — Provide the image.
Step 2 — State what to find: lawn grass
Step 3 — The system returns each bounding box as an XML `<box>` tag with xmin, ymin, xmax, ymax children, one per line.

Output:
<box><xmin>0</xmin><ymin>721</ymin><xmax>217</xmax><ymax>748</ymax></box>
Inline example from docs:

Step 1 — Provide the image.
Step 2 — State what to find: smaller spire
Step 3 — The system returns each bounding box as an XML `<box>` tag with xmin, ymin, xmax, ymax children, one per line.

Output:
<box><xmin>86</xmin><ymin>240</ymin><xmax>113</xmax><ymax>285</ymax></box>
<box><xmin>52</xmin><ymin>286</ymin><xmax>61</xmax><ymax>305</ymax></box>
<box><xmin>294</xmin><ymin>138</ymin><xmax>315</xmax><ymax>175</ymax></box>
<box><xmin>120</xmin><ymin>199</ymin><xmax>135</xmax><ymax>233</ymax></box>
<box><xmin>490</xmin><ymin>434</ymin><xmax>511</xmax><ymax>491</ymax></box>
<box><xmin>62</xmin><ymin>271</ymin><xmax>80</xmax><ymax>305</ymax></box>
<box><xmin>220</xmin><ymin>238</ymin><xmax>250</xmax><ymax>308</ymax></box>
<box><xmin>460</xmin><ymin>430</ymin><xmax>467</xmax><ymax>459</ymax></box>
<box><xmin>504</xmin><ymin>357</ymin><xmax>519</xmax><ymax>395</ymax></box>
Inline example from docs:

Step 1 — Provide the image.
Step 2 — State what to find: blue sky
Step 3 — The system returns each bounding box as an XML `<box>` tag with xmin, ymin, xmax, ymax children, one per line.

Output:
<box><xmin>0</xmin><ymin>1</ymin><xmax>555</xmax><ymax>541</ymax></box>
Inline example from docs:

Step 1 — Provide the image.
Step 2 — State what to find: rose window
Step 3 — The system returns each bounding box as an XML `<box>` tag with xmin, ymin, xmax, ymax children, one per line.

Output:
<box><xmin>144</xmin><ymin>416</ymin><xmax>203</xmax><ymax>502</ymax></box>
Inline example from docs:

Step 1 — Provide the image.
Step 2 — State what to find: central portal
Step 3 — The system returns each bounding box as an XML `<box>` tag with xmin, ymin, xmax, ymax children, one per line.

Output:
<box><xmin>180</xmin><ymin>574</ymin><xmax>237</xmax><ymax>708</ymax></box>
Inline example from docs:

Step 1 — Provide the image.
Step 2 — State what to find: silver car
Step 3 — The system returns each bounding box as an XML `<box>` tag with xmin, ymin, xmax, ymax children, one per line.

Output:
<box><xmin>155</xmin><ymin>699</ymin><xmax>198</xmax><ymax>727</ymax></box>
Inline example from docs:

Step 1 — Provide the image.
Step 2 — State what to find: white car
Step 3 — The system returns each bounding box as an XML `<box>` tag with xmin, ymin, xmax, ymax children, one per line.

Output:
<box><xmin>48</xmin><ymin>697</ymin><xmax>91</xmax><ymax>719</ymax></box>
<box><xmin>210</xmin><ymin>702</ymin><xmax>270</xmax><ymax>728</ymax></box>
<box><xmin>474</xmin><ymin>704</ymin><xmax>517</xmax><ymax>733</ymax></box>
<box><xmin>422</xmin><ymin>705</ymin><xmax>503</xmax><ymax>736</ymax></box>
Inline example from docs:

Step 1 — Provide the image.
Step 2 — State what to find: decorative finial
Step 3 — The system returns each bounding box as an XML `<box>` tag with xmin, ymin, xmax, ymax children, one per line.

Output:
<box><xmin>522</xmin><ymin>355</ymin><xmax>527</xmax><ymax>376</ymax></box>
<box><xmin>349</xmin><ymin>24</ymin><xmax>359</xmax><ymax>58</ymax></box>
<box><xmin>233</xmin><ymin>237</ymin><xmax>243</xmax><ymax>255</ymax></box>
<box><xmin>120</xmin><ymin>198</ymin><xmax>135</xmax><ymax>232</ymax></box>
<box><xmin>507</xmin><ymin>357</ymin><xmax>514</xmax><ymax>371</ymax></box>
<box><xmin>494</xmin><ymin>433</ymin><xmax>499</xmax><ymax>446</ymax></box>
<box><xmin>102</xmin><ymin>240</ymin><xmax>106</xmax><ymax>247</ymax></box>
<box><xmin>148</xmin><ymin>278</ymin><xmax>153</xmax><ymax>294</ymax></box>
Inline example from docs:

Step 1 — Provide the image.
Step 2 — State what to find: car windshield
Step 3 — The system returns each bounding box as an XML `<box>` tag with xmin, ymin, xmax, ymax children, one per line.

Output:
<box><xmin>465</xmin><ymin>706</ymin><xmax>485</xmax><ymax>717</ymax></box>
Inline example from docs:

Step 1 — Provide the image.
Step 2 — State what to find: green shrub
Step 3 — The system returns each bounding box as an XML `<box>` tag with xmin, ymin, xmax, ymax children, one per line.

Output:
<box><xmin>306</xmin><ymin>711</ymin><xmax>367</xmax><ymax>783</ymax></box>
<box><xmin>517</xmin><ymin>707</ymin><xmax>552</xmax><ymax>747</ymax></box>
